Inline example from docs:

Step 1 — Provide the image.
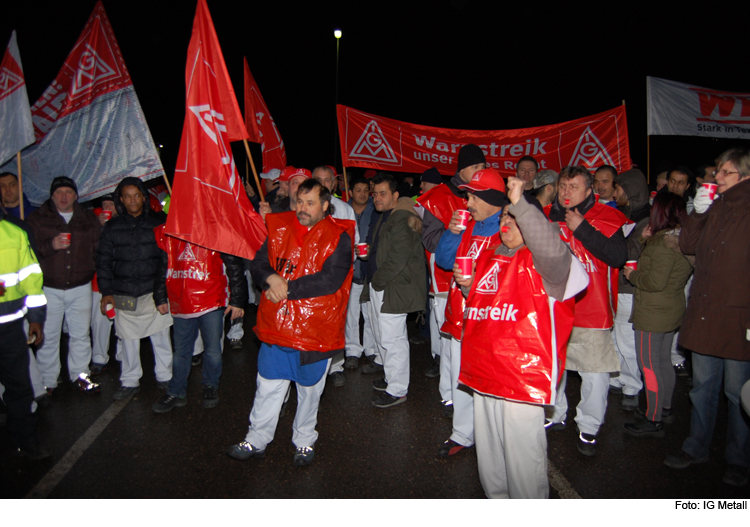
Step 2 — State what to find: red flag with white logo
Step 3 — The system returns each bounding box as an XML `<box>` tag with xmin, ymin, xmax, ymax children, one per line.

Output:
<box><xmin>0</xmin><ymin>2</ymin><xmax>164</xmax><ymax>204</ymax></box>
<box><xmin>0</xmin><ymin>31</ymin><xmax>35</xmax><ymax>166</ymax></box>
<box><xmin>243</xmin><ymin>58</ymin><xmax>286</xmax><ymax>172</ymax></box>
<box><xmin>165</xmin><ymin>0</ymin><xmax>267</xmax><ymax>260</ymax></box>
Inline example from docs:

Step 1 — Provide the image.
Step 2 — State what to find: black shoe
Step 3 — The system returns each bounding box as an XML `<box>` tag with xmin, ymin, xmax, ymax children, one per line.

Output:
<box><xmin>664</xmin><ymin>450</ymin><xmax>708</xmax><ymax>469</ymax></box>
<box><xmin>229</xmin><ymin>339</ymin><xmax>243</xmax><ymax>351</ymax></box>
<box><xmin>437</xmin><ymin>439</ymin><xmax>473</xmax><ymax>457</ymax></box>
<box><xmin>621</xmin><ymin>394</ymin><xmax>639</xmax><ymax>411</ymax></box>
<box><xmin>14</xmin><ymin>443</ymin><xmax>51</xmax><ymax>461</ymax></box>
<box><xmin>609</xmin><ymin>385</ymin><xmax>623</xmax><ymax>395</ymax></box>
<box><xmin>192</xmin><ymin>353</ymin><xmax>203</xmax><ymax>366</ymax></box>
<box><xmin>577</xmin><ymin>432</ymin><xmax>597</xmax><ymax>457</ymax></box>
<box><xmin>113</xmin><ymin>386</ymin><xmax>140</xmax><ymax>400</ymax></box>
<box><xmin>294</xmin><ymin>445</ymin><xmax>315</xmax><ymax>466</ymax></box>
<box><xmin>157</xmin><ymin>381</ymin><xmax>169</xmax><ymax>392</ymax></box>
<box><xmin>372</xmin><ymin>392</ymin><xmax>406</xmax><ymax>408</ymax></box>
<box><xmin>408</xmin><ymin>334</ymin><xmax>429</xmax><ymax>346</ymax></box>
<box><xmin>329</xmin><ymin>371</ymin><xmax>345</xmax><ymax>387</ymax></box>
<box><xmin>544</xmin><ymin>419</ymin><xmax>566</xmax><ymax>431</ymax></box>
<box><xmin>152</xmin><ymin>394</ymin><xmax>187</xmax><ymax>413</ymax></box>
<box><xmin>372</xmin><ymin>378</ymin><xmax>388</xmax><ymax>391</ymax></box>
<box><xmin>441</xmin><ymin>400</ymin><xmax>454</xmax><ymax>419</ymax></box>
<box><xmin>361</xmin><ymin>361</ymin><xmax>384</xmax><ymax>374</ymax></box>
<box><xmin>203</xmin><ymin>386</ymin><xmax>219</xmax><ymax>409</ymax></box>
<box><xmin>89</xmin><ymin>363</ymin><xmax>108</xmax><ymax>376</ymax></box>
<box><xmin>35</xmin><ymin>394</ymin><xmax>52</xmax><ymax>410</ymax></box>
<box><xmin>344</xmin><ymin>356</ymin><xmax>359</xmax><ymax>370</ymax></box>
<box><xmin>723</xmin><ymin>465</ymin><xmax>749</xmax><ymax>487</ymax></box>
<box><xmin>674</xmin><ymin>363</ymin><xmax>689</xmax><ymax>377</ymax></box>
<box><xmin>624</xmin><ymin>418</ymin><xmax>664</xmax><ymax>438</ymax></box>
<box><xmin>425</xmin><ymin>356</ymin><xmax>440</xmax><ymax>378</ymax></box>
<box><xmin>75</xmin><ymin>373</ymin><xmax>101</xmax><ymax>394</ymax></box>
<box><xmin>226</xmin><ymin>441</ymin><xmax>265</xmax><ymax>460</ymax></box>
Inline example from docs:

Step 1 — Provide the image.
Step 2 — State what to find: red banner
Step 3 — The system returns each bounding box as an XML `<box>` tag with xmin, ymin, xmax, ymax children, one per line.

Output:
<box><xmin>337</xmin><ymin>104</ymin><xmax>632</xmax><ymax>177</ymax></box>
<box><xmin>165</xmin><ymin>0</ymin><xmax>266</xmax><ymax>261</ymax></box>
<box><xmin>243</xmin><ymin>58</ymin><xmax>286</xmax><ymax>172</ymax></box>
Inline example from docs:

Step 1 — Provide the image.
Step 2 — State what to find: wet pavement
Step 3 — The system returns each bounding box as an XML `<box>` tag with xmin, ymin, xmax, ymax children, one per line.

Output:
<box><xmin>1</xmin><ymin>311</ymin><xmax>749</xmax><ymax>499</ymax></box>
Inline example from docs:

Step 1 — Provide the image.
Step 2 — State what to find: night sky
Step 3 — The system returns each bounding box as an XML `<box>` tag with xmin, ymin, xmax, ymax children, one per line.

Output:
<box><xmin>4</xmin><ymin>1</ymin><xmax>749</xmax><ymax>185</ymax></box>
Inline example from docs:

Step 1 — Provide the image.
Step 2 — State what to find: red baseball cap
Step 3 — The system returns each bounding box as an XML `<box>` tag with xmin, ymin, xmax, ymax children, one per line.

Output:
<box><xmin>458</xmin><ymin>168</ymin><xmax>507</xmax><ymax>193</ymax></box>
<box><xmin>278</xmin><ymin>166</ymin><xmax>312</xmax><ymax>182</ymax></box>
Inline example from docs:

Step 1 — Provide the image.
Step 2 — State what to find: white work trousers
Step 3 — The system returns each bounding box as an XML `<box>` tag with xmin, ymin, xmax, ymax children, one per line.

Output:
<box><xmin>430</xmin><ymin>296</ymin><xmax>452</xmax><ymax>402</ymax></box>
<box><xmin>37</xmin><ymin>283</ymin><xmax>93</xmax><ymax>386</ymax></box>
<box><xmin>244</xmin><ymin>359</ymin><xmax>331</xmax><ymax>450</ymax></box>
<box><xmin>117</xmin><ymin>328</ymin><xmax>172</xmax><ymax>387</ymax></box>
<box><xmin>610</xmin><ymin>294</ymin><xmax>642</xmax><ymax>396</ymax></box>
<box><xmin>444</xmin><ymin>337</ymin><xmax>474</xmax><ymax>446</ymax></box>
<box><xmin>550</xmin><ymin>370</ymin><xmax>610</xmax><ymax>435</ymax></box>
<box><xmin>90</xmin><ymin>290</ymin><xmax>112</xmax><ymax>366</ymax></box>
<box><xmin>474</xmin><ymin>394</ymin><xmax>549</xmax><ymax>499</ymax></box>
<box><xmin>345</xmin><ymin>282</ymin><xmax>375</xmax><ymax>360</ymax></box>
<box><xmin>368</xmin><ymin>285</ymin><xmax>409</xmax><ymax>397</ymax></box>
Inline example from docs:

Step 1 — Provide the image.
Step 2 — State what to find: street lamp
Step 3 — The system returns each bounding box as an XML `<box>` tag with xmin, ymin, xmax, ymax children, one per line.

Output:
<box><xmin>334</xmin><ymin>29</ymin><xmax>342</xmax><ymax>167</ymax></box>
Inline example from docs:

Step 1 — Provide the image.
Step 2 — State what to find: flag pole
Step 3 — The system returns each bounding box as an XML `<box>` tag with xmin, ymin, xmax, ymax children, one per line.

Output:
<box><xmin>242</xmin><ymin>138</ymin><xmax>264</xmax><ymax>201</ymax></box>
<box><xmin>17</xmin><ymin>152</ymin><xmax>24</xmax><ymax>220</ymax></box>
<box><xmin>647</xmin><ymin>135</ymin><xmax>651</xmax><ymax>183</ymax></box>
<box><xmin>162</xmin><ymin>173</ymin><xmax>173</xmax><ymax>195</ymax></box>
<box><xmin>342</xmin><ymin>166</ymin><xmax>349</xmax><ymax>202</ymax></box>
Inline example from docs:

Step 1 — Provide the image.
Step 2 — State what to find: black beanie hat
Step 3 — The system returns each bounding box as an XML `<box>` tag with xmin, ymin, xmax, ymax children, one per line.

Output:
<box><xmin>50</xmin><ymin>176</ymin><xmax>77</xmax><ymax>196</ymax></box>
<box><xmin>456</xmin><ymin>144</ymin><xmax>486</xmax><ymax>172</ymax></box>
<box><xmin>420</xmin><ymin>167</ymin><xmax>443</xmax><ymax>185</ymax></box>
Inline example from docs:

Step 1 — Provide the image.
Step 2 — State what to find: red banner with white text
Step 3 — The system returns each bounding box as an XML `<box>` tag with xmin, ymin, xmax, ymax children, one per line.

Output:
<box><xmin>337</xmin><ymin>105</ymin><xmax>632</xmax><ymax>177</ymax></box>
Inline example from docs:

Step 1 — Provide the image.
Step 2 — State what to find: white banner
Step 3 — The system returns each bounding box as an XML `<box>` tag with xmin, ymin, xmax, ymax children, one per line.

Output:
<box><xmin>647</xmin><ymin>76</ymin><xmax>750</xmax><ymax>139</ymax></box>
<box><xmin>0</xmin><ymin>31</ymin><xmax>35</xmax><ymax>166</ymax></box>
<box><xmin>0</xmin><ymin>2</ymin><xmax>164</xmax><ymax>205</ymax></box>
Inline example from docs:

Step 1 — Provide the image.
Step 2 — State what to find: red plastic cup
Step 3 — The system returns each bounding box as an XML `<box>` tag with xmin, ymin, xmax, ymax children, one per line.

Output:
<box><xmin>702</xmin><ymin>183</ymin><xmax>718</xmax><ymax>200</ymax></box>
<box><xmin>625</xmin><ymin>260</ymin><xmax>638</xmax><ymax>271</ymax></box>
<box><xmin>355</xmin><ymin>243</ymin><xmax>369</xmax><ymax>258</ymax></box>
<box><xmin>106</xmin><ymin>303</ymin><xmax>116</xmax><ymax>320</ymax></box>
<box><xmin>650</xmin><ymin>191</ymin><xmax>657</xmax><ymax>199</ymax></box>
<box><xmin>101</xmin><ymin>211</ymin><xmax>112</xmax><ymax>221</ymax></box>
<box><xmin>456</xmin><ymin>210</ymin><xmax>471</xmax><ymax>230</ymax></box>
<box><xmin>61</xmin><ymin>233</ymin><xmax>71</xmax><ymax>247</ymax></box>
<box><xmin>456</xmin><ymin>256</ymin><xmax>472</xmax><ymax>278</ymax></box>
<box><xmin>501</xmin><ymin>225</ymin><xmax>510</xmax><ymax>233</ymax></box>
<box><xmin>564</xmin><ymin>199</ymin><xmax>570</xmax><ymax>206</ymax></box>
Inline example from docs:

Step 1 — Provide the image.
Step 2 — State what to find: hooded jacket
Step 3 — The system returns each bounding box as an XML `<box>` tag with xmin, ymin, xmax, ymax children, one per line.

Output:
<box><xmin>96</xmin><ymin>178</ymin><xmax>168</xmax><ymax>305</ymax></box>
<box><xmin>614</xmin><ymin>169</ymin><xmax>651</xmax><ymax>295</ymax></box>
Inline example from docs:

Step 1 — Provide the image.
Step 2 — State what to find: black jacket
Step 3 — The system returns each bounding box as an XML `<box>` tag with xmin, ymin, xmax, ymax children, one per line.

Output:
<box><xmin>96</xmin><ymin>183</ymin><xmax>168</xmax><ymax>304</ymax></box>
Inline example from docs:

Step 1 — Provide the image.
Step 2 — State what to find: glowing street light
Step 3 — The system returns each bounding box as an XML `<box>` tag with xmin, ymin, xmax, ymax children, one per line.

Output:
<box><xmin>334</xmin><ymin>29</ymin><xmax>342</xmax><ymax>39</ymax></box>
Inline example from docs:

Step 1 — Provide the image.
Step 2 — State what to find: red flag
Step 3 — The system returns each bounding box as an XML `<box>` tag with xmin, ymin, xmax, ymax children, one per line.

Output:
<box><xmin>0</xmin><ymin>30</ymin><xmax>35</xmax><ymax>166</ymax></box>
<box><xmin>243</xmin><ymin>58</ymin><xmax>286</xmax><ymax>172</ymax></box>
<box><xmin>165</xmin><ymin>0</ymin><xmax>267</xmax><ymax>260</ymax></box>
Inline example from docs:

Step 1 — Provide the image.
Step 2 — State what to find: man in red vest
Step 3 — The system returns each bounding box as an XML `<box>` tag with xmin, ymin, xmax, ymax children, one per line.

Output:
<box><xmin>226</xmin><ymin>179</ymin><xmax>354</xmax><ymax>466</ymax></box>
<box><xmin>458</xmin><ymin>176</ymin><xmax>588</xmax><ymax>498</ymax></box>
<box><xmin>544</xmin><ymin>166</ymin><xmax>630</xmax><ymax>456</ymax></box>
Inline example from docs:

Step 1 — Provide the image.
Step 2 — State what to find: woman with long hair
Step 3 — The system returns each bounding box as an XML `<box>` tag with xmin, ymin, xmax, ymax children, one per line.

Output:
<box><xmin>622</xmin><ymin>192</ymin><xmax>694</xmax><ymax>437</ymax></box>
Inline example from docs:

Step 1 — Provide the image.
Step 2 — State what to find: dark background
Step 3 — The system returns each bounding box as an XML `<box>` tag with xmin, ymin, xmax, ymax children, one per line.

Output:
<box><xmin>4</xmin><ymin>0</ymin><xmax>749</xmax><ymax>184</ymax></box>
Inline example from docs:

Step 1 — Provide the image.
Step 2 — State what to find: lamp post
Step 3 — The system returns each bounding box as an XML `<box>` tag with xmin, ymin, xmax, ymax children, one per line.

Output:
<box><xmin>334</xmin><ymin>29</ymin><xmax>342</xmax><ymax>167</ymax></box>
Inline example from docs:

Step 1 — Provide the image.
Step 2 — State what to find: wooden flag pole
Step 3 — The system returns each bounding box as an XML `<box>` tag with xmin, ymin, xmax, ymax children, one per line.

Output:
<box><xmin>647</xmin><ymin>135</ymin><xmax>651</xmax><ymax>183</ymax></box>
<box><xmin>162</xmin><ymin>173</ymin><xmax>173</xmax><ymax>195</ymax></box>
<box><xmin>17</xmin><ymin>152</ymin><xmax>24</xmax><ymax>220</ymax></box>
<box><xmin>342</xmin><ymin>166</ymin><xmax>349</xmax><ymax>202</ymax></box>
<box><xmin>242</xmin><ymin>138</ymin><xmax>264</xmax><ymax>201</ymax></box>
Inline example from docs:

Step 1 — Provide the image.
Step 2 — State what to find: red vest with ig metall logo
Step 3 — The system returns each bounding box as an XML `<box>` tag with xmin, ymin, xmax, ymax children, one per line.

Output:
<box><xmin>254</xmin><ymin>211</ymin><xmax>354</xmax><ymax>352</ymax></box>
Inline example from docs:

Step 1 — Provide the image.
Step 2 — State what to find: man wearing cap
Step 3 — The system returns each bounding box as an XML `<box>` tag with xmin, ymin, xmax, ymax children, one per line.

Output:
<box><xmin>258</xmin><ymin>167</ymin><xmax>304</xmax><ymax>219</ymax></box>
<box><xmin>226</xmin><ymin>179</ymin><xmax>353</xmax><ymax>466</ymax></box>
<box><xmin>246</xmin><ymin>168</ymin><xmax>284</xmax><ymax>213</ymax></box>
<box><xmin>544</xmin><ymin>166</ymin><xmax>630</xmax><ymax>456</ymax></box>
<box><xmin>594</xmin><ymin>166</ymin><xmax>618</xmax><ymax>208</ymax></box>
<box><xmin>433</xmin><ymin>168</ymin><xmax>507</xmax><ymax>456</ymax></box>
<box><xmin>367</xmin><ymin>173</ymin><xmax>426</xmax><ymax>408</ymax></box>
<box><xmin>89</xmin><ymin>195</ymin><xmax>118</xmax><ymax>374</ymax></box>
<box><xmin>0</xmin><ymin>172</ymin><xmax>37</xmax><ymax>219</ymax></box>
<box><xmin>27</xmin><ymin>177</ymin><xmax>101</xmax><ymax>395</ymax></box>
<box><xmin>417</xmin><ymin>146</ymin><xmax>484</xmax><ymax>410</ymax></box>
<box><xmin>312</xmin><ymin>166</ymin><xmax>359</xmax><ymax>387</ymax></box>
<box><xmin>532</xmin><ymin>169</ymin><xmax>559</xmax><ymax>209</ymax></box>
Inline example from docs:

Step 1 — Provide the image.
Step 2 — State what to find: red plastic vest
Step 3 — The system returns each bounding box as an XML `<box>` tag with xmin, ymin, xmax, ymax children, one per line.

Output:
<box><xmin>417</xmin><ymin>184</ymin><xmax>467</xmax><ymax>295</ymax></box>
<box><xmin>459</xmin><ymin>246</ymin><xmax>575</xmax><ymax>405</ymax></box>
<box><xmin>440</xmin><ymin>219</ymin><xmax>499</xmax><ymax>340</ymax></box>
<box><xmin>254</xmin><ymin>211</ymin><xmax>354</xmax><ymax>352</ymax></box>
<box><xmin>544</xmin><ymin>203</ymin><xmax>629</xmax><ymax>329</ymax></box>
<box><xmin>154</xmin><ymin>224</ymin><xmax>228</xmax><ymax>315</ymax></box>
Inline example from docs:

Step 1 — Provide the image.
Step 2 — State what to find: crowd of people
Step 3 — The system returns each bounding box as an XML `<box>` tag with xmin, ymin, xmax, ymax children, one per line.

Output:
<box><xmin>1</xmin><ymin>145</ymin><xmax>749</xmax><ymax>498</ymax></box>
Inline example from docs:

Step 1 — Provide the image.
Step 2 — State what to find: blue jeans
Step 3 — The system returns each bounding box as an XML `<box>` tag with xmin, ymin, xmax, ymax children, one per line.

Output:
<box><xmin>169</xmin><ymin>309</ymin><xmax>224</xmax><ymax>397</ymax></box>
<box><xmin>682</xmin><ymin>352</ymin><xmax>750</xmax><ymax>468</ymax></box>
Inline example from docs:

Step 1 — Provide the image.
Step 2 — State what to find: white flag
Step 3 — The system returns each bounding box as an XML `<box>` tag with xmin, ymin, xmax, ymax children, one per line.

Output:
<box><xmin>647</xmin><ymin>76</ymin><xmax>750</xmax><ymax>139</ymax></box>
<box><xmin>0</xmin><ymin>31</ymin><xmax>35</xmax><ymax>166</ymax></box>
